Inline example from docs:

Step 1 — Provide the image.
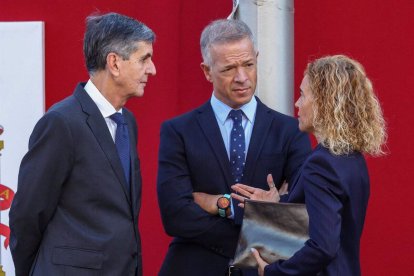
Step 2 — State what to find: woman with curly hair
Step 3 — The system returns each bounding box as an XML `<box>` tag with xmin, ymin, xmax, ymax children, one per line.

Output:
<box><xmin>232</xmin><ymin>55</ymin><xmax>387</xmax><ymax>276</ymax></box>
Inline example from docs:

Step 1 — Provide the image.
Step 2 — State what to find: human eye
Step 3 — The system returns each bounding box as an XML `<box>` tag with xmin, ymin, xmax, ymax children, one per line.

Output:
<box><xmin>221</xmin><ymin>67</ymin><xmax>233</xmax><ymax>73</ymax></box>
<box><xmin>298</xmin><ymin>91</ymin><xmax>304</xmax><ymax>100</ymax></box>
<box><xmin>139</xmin><ymin>53</ymin><xmax>152</xmax><ymax>63</ymax></box>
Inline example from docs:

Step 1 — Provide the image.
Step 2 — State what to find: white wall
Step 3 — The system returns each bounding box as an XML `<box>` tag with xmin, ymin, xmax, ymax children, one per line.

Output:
<box><xmin>0</xmin><ymin>21</ymin><xmax>44</xmax><ymax>275</ymax></box>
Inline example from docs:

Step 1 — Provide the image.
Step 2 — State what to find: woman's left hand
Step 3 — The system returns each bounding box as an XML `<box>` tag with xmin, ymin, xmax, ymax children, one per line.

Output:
<box><xmin>231</xmin><ymin>174</ymin><xmax>287</xmax><ymax>208</ymax></box>
<box><xmin>251</xmin><ymin>248</ymin><xmax>268</xmax><ymax>276</ymax></box>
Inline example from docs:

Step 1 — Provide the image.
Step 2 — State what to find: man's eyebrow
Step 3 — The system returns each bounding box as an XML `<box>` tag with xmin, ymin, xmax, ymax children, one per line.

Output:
<box><xmin>223</xmin><ymin>64</ymin><xmax>235</xmax><ymax>70</ymax></box>
<box><xmin>243</xmin><ymin>58</ymin><xmax>254</xmax><ymax>64</ymax></box>
<box><xmin>140</xmin><ymin>53</ymin><xmax>152</xmax><ymax>61</ymax></box>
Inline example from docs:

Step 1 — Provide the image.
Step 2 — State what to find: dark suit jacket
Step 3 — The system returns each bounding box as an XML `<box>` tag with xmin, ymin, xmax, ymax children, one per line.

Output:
<box><xmin>9</xmin><ymin>83</ymin><xmax>143</xmax><ymax>276</ymax></box>
<box><xmin>266</xmin><ymin>144</ymin><xmax>370</xmax><ymax>276</ymax></box>
<box><xmin>157</xmin><ymin>98</ymin><xmax>311</xmax><ymax>276</ymax></box>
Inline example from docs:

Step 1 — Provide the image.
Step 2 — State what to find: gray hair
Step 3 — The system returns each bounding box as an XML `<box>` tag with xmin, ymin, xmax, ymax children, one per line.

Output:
<box><xmin>200</xmin><ymin>19</ymin><xmax>255</xmax><ymax>66</ymax></box>
<box><xmin>83</xmin><ymin>12</ymin><xmax>155</xmax><ymax>74</ymax></box>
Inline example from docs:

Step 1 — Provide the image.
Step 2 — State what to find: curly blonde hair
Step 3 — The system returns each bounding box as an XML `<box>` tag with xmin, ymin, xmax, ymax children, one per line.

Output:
<box><xmin>305</xmin><ymin>55</ymin><xmax>387</xmax><ymax>155</ymax></box>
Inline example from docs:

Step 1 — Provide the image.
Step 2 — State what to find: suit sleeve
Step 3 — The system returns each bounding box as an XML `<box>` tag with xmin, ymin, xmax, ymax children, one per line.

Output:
<box><xmin>9</xmin><ymin>111</ymin><xmax>74</xmax><ymax>276</ymax></box>
<box><xmin>265</xmin><ymin>154</ymin><xmax>345</xmax><ymax>275</ymax></box>
<box><xmin>157</xmin><ymin>121</ymin><xmax>239</xmax><ymax>257</ymax></box>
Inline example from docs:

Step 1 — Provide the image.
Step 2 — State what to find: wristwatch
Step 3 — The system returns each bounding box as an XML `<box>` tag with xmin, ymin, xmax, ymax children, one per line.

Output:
<box><xmin>217</xmin><ymin>194</ymin><xmax>231</xmax><ymax>217</ymax></box>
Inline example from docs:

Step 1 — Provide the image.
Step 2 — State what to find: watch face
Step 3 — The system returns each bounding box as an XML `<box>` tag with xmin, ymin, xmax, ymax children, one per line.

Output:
<box><xmin>217</xmin><ymin>197</ymin><xmax>230</xmax><ymax>209</ymax></box>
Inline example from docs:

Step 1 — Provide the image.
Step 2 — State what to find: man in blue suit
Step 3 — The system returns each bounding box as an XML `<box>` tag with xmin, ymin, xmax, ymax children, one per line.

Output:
<box><xmin>157</xmin><ymin>19</ymin><xmax>311</xmax><ymax>276</ymax></box>
<box><xmin>9</xmin><ymin>13</ymin><xmax>156</xmax><ymax>276</ymax></box>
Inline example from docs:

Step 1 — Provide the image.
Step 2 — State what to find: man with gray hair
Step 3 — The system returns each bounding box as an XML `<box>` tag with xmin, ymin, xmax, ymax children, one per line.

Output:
<box><xmin>157</xmin><ymin>19</ymin><xmax>310</xmax><ymax>276</ymax></box>
<box><xmin>10</xmin><ymin>12</ymin><xmax>156</xmax><ymax>276</ymax></box>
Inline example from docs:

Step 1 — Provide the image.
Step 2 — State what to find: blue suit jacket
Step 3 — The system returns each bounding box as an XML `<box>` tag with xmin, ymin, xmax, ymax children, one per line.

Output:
<box><xmin>9</xmin><ymin>83</ymin><xmax>143</xmax><ymax>276</ymax></box>
<box><xmin>266</xmin><ymin>144</ymin><xmax>370</xmax><ymax>276</ymax></box>
<box><xmin>157</xmin><ymin>98</ymin><xmax>311</xmax><ymax>276</ymax></box>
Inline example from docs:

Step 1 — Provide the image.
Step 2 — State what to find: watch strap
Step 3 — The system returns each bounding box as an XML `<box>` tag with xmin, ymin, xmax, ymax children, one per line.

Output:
<box><xmin>218</xmin><ymin>194</ymin><xmax>231</xmax><ymax>218</ymax></box>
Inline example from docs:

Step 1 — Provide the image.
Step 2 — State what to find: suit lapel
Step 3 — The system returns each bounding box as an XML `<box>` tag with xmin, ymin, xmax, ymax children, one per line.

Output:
<box><xmin>243</xmin><ymin>98</ymin><xmax>273</xmax><ymax>184</ymax></box>
<box><xmin>196</xmin><ymin>99</ymin><xmax>274</xmax><ymax>189</ymax></box>
<box><xmin>196</xmin><ymin>102</ymin><xmax>234</xmax><ymax>189</ymax></box>
<box><xmin>74</xmin><ymin>84</ymin><xmax>132</xmax><ymax>205</ymax></box>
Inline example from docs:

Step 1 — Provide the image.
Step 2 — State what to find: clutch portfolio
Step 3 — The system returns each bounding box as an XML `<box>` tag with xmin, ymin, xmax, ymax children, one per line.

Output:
<box><xmin>232</xmin><ymin>199</ymin><xmax>309</xmax><ymax>268</ymax></box>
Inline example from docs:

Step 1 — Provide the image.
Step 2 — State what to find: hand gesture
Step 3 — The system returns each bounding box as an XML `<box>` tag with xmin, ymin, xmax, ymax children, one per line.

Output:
<box><xmin>231</xmin><ymin>174</ymin><xmax>288</xmax><ymax>208</ymax></box>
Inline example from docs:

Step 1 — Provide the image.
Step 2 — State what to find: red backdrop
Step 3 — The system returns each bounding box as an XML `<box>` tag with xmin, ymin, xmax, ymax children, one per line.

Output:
<box><xmin>1</xmin><ymin>0</ymin><xmax>413</xmax><ymax>275</ymax></box>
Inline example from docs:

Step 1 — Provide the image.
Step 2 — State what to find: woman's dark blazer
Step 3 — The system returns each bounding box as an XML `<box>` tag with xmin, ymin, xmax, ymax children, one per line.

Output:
<box><xmin>266</xmin><ymin>144</ymin><xmax>370</xmax><ymax>276</ymax></box>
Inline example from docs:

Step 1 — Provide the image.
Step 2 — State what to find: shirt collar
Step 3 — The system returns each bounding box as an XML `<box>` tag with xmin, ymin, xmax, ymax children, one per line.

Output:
<box><xmin>210</xmin><ymin>93</ymin><xmax>257</xmax><ymax>125</ymax></box>
<box><xmin>84</xmin><ymin>80</ymin><xmax>121</xmax><ymax>118</ymax></box>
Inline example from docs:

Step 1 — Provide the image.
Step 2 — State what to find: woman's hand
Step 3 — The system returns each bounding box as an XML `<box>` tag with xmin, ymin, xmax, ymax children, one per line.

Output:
<box><xmin>231</xmin><ymin>174</ymin><xmax>288</xmax><ymax>208</ymax></box>
<box><xmin>251</xmin><ymin>248</ymin><xmax>268</xmax><ymax>276</ymax></box>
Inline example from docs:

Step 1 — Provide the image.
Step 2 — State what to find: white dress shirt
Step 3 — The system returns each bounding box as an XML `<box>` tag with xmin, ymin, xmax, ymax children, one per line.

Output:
<box><xmin>210</xmin><ymin>93</ymin><xmax>257</xmax><ymax>160</ymax></box>
<box><xmin>84</xmin><ymin>80</ymin><xmax>123</xmax><ymax>142</ymax></box>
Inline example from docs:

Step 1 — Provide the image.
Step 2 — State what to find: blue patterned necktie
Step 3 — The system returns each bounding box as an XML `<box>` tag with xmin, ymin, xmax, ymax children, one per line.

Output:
<box><xmin>229</xmin><ymin>109</ymin><xmax>246</xmax><ymax>183</ymax></box>
<box><xmin>110</xmin><ymin>112</ymin><xmax>130</xmax><ymax>190</ymax></box>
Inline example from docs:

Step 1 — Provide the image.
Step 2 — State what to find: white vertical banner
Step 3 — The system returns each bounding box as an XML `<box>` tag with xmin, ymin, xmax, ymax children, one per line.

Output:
<box><xmin>0</xmin><ymin>22</ymin><xmax>45</xmax><ymax>275</ymax></box>
<box><xmin>230</xmin><ymin>0</ymin><xmax>294</xmax><ymax>115</ymax></box>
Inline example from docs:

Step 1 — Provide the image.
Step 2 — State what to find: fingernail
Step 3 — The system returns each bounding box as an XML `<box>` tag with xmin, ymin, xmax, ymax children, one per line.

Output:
<box><xmin>250</xmin><ymin>248</ymin><xmax>255</xmax><ymax>253</ymax></box>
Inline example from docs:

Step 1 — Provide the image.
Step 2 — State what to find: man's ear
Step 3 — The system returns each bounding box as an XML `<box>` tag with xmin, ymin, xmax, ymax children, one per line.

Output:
<box><xmin>200</xmin><ymin>62</ymin><xmax>212</xmax><ymax>82</ymax></box>
<box><xmin>106</xmin><ymin>53</ymin><xmax>121</xmax><ymax>77</ymax></box>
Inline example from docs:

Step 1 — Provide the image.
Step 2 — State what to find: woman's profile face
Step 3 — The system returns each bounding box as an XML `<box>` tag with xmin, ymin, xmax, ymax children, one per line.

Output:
<box><xmin>295</xmin><ymin>75</ymin><xmax>315</xmax><ymax>133</ymax></box>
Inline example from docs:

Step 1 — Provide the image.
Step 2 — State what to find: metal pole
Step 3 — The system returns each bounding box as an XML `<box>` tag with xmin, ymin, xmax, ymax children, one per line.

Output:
<box><xmin>231</xmin><ymin>0</ymin><xmax>295</xmax><ymax>116</ymax></box>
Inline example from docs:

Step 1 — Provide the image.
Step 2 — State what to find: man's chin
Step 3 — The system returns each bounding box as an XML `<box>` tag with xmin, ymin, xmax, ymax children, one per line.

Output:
<box><xmin>240</xmin><ymin>93</ymin><xmax>254</xmax><ymax>102</ymax></box>
<box><xmin>133</xmin><ymin>90</ymin><xmax>145</xmax><ymax>98</ymax></box>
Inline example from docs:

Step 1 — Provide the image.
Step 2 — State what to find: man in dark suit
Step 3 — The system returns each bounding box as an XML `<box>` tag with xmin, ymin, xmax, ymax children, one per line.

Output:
<box><xmin>157</xmin><ymin>19</ymin><xmax>311</xmax><ymax>276</ymax></box>
<box><xmin>9</xmin><ymin>12</ymin><xmax>156</xmax><ymax>276</ymax></box>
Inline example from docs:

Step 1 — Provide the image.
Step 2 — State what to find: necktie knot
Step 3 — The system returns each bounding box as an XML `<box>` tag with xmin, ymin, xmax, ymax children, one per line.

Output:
<box><xmin>228</xmin><ymin>109</ymin><xmax>243</xmax><ymax>122</ymax></box>
<box><xmin>110</xmin><ymin>112</ymin><xmax>126</xmax><ymax>125</ymax></box>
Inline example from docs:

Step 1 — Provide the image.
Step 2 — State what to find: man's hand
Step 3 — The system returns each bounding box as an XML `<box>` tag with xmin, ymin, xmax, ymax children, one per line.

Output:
<box><xmin>231</xmin><ymin>174</ymin><xmax>288</xmax><ymax>208</ymax></box>
<box><xmin>192</xmin><ymin>192</ymin><xmax>221</xmax><ymax>215</ymax></box>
